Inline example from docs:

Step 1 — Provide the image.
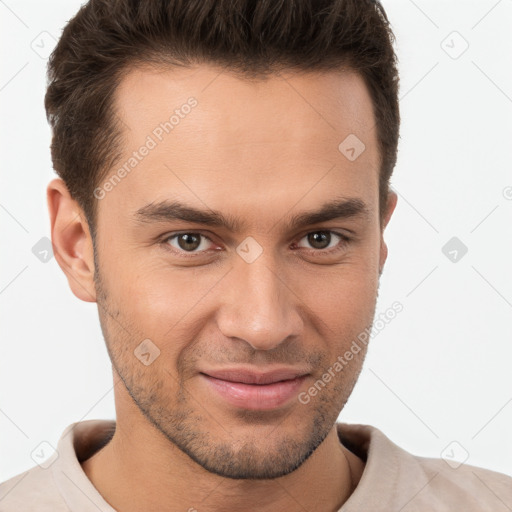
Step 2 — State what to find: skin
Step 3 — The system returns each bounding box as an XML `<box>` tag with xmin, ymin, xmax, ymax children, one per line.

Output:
<box><xmin>47</xmin><ymin>64</ymin><xmax>397</xmax><ymax>512</ymax></box>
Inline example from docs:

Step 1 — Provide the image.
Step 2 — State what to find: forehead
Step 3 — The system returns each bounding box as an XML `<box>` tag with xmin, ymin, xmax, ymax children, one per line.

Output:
<box><xmin>99</xmin><ymin>64</ymin><xmax>380</xmax><ymax>227</ymax></box>
<box><xmin>114</xmin><ymin>63</ymin><xmax>377</xmax><ymax>149</ymax></box>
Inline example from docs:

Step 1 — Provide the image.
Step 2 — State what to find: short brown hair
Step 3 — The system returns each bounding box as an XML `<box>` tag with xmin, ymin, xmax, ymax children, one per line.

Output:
<box><xmin>45</xmin><ymin>0</ymin><xmax>400</xmax><ymax>239</ymax></box>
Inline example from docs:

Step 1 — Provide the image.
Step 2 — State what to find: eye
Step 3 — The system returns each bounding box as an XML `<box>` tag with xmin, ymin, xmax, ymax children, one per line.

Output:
<box><xmin>295</xmin><ymin>230</ymin><xmax>350</xmax><ymax>252</ymax></box>
<box><xmin>163</xmin><ymin>232</ymin><xmax>215</xmax><ymax>253</ymax></box>
<box><xmin>160</xmin><ymin>229</ymin><xmax>351</xmax><ymax>258</ymax></box>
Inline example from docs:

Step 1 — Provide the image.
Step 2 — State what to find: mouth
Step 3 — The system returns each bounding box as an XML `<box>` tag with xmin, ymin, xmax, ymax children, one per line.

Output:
<box><xmin>199</xmin><ymin>367</ymin><xmax>310</xmax><ymax>411</ymax></box>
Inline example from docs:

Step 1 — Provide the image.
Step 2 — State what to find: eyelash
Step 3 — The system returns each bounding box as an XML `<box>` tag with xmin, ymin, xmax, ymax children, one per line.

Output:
<box><xmin>159</xmin><ymin>230</ymin><xmax>352</xmax><ymax>258</ymax></box>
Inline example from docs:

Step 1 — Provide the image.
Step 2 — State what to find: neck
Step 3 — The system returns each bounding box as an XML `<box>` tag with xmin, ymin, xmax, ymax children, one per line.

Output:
<box><xmin>81</xmin><ymin>383</ymin><xmax>364</xmax><ymax>512</ymax></box>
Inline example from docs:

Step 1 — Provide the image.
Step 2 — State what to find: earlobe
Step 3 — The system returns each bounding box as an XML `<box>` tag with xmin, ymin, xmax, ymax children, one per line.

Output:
<box><xmin>47</xmin><ymin>178</ymin><xmax>97</xmax><ymax>303</ymax></box>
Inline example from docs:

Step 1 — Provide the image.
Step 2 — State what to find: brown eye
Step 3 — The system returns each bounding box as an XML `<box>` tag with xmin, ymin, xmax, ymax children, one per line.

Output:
<box><xmin>295</xmin><ymin>230</ymin><xmax>351</xmax><ymax>255</ymax></box>
<box><xmin>307</xmin><ymin>231</ymin><xmax>331</xmax><ymax>250</ymax></box>
<box><xmin>177</xmin><ymin>233</ymin><xmax>201</xmax><ymax>251</ymax></box>
<box><xmin>165</xmin><ymin>233</ymin><xmax>212</xmax><ymax>253</ymax></box>
<box><xmin>298</xmin><ymin>230</ymin><xmax>348</xmax><ymax>252</ymax></box>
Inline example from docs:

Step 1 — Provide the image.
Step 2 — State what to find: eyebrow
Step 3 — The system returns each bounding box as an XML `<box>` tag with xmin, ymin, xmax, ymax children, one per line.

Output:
<box><xmin>133</xmin><ymin>196</ymin><xmax>370</xmax><ymax>232</ymax></box>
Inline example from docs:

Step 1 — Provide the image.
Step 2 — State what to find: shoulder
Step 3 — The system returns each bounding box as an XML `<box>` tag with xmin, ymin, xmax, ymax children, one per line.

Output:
<box><xmin>0</xmin><ymin>458</ymin><xmax>69</xmax><ymax>511</ymax></box>
<box><xmin>337</xmin><ymin>422</ymin><xmax>512</xmax><ymax>511</ymax></box>
<box><xmin>407</xmin><ymin>454</ymin><xmax>512</xmax><ymax>511</ymax></box>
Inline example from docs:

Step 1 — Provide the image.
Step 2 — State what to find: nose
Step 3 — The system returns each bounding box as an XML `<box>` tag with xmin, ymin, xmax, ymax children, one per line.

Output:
<box><xmin>216</xmin><ymin>253</ymin><xmax>303</xmax><ymax>351</ymax></box>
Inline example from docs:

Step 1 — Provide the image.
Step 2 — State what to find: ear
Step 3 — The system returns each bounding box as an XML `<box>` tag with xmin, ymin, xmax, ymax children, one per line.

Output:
<box><xmin>379</xmin><ymin>189</ymin><xmax>398</xmax><ymax>275</ymax></box>
<box><xmin>47</xmin><ymin>178</ymin><xmax>97</xmax><ymax>302</ymax></box>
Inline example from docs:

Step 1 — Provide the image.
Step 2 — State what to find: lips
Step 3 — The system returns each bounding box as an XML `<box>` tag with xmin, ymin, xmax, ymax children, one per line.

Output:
<box><xmin>199</xmin><ymin>367</ymin><xmax>310</xmax><ymax>410</ymax></box>
<box><xmin>201</xmin><ymin>368</ymin><xmax>309</xmax><ymax>385</ymax></box>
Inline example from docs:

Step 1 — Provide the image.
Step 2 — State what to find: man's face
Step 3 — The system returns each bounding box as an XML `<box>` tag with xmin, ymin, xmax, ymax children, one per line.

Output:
<box><xmin>92</xmin><ymin>64</ymin><xmax>391</xmax><ymax>479</ymax></box>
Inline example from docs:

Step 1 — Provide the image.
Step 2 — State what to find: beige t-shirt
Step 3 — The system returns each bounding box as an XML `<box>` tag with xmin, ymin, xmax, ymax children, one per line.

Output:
<box><xmin>1</xmin><ymin>419</ymin><xmax>511</xmax><ymax>511</ymax></box>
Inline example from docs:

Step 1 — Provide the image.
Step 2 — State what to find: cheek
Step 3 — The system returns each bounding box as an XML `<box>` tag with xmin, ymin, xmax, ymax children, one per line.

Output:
<box><xmin>109</xmin><ymin>259</ymin><xmax>227</xmax><ymax>346</ymax></box>
<box><xmin>291</xmin><ymin>247</ymin><xmax>380</xmax><ymax>346</ymax></box>
<box><xmin>305</xmin><ymin>269</ymin><xmax>377</xmax><ymax>327</ymax></box>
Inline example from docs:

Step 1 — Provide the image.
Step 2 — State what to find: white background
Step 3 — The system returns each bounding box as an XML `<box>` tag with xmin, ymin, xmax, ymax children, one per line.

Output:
<box><xmin>1</xmin><ymin>0</ymin><xmax>511</xmax><ymax>483</ymax></box>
